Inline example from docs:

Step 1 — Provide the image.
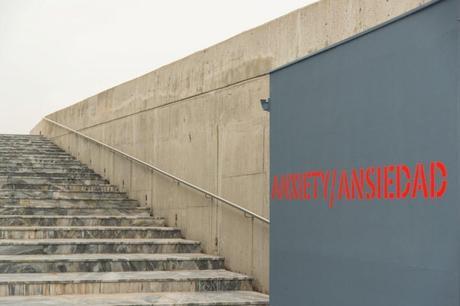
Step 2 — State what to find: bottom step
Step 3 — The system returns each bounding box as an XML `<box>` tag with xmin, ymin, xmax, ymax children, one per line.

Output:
<box><xmin>0</xmin><ymin>291</ymin><xmax>269</xmax><ymax>305</ymax></box>
<box><xmin>0</xmin><ymin>270</ymin><xmax>252</xmax><ymax>296</ymax></box>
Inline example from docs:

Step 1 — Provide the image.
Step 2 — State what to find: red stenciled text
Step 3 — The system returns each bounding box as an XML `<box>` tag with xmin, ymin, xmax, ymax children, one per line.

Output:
<box><xmin>271</xmin><ymin>161</ymin><xmax>448</xmax><ymax>208</ymax></box>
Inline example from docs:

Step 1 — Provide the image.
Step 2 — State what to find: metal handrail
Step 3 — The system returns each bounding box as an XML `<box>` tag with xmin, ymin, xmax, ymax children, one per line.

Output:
<box><xmin>43</xmin><ymin>117</ymin><xmax>270</xmax><ymax>224</ymax></box>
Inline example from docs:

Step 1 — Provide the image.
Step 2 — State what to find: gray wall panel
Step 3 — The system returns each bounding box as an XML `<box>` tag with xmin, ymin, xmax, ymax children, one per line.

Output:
<box><xmin>270</xmin><ymin>0</ymin><xmax>460</xmax><ymax>304</ymax></box>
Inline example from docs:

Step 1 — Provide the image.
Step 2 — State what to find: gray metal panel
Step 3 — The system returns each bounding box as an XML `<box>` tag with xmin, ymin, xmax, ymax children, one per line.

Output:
<box><xmin>270</xmin><ymin>0</ymin><xmax>459</xmax><ymax>305</ymax></box>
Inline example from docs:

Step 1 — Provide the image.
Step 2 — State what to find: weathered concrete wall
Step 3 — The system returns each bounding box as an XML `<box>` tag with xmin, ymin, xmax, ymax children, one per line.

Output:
<box><xmin>31</xmin><ymin>0</ymin><xmax>430</xmax><ymax>293</ymax></box>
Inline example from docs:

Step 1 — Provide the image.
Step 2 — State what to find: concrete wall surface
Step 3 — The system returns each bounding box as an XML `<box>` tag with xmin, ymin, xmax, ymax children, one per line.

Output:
<box><xmin>31</xmin><ymin>0</ymin><xmax>430</xmax><ymax>293</ymax></box>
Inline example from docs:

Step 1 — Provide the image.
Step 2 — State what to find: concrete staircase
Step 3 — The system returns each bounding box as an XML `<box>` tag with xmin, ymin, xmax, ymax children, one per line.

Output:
<box><xmin>0</xmin><ymin>134</ymin><xmax>269</xmax><ymax>305</ymax></box>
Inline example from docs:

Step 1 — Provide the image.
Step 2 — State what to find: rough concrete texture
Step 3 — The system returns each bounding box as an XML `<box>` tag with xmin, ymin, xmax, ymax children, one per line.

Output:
<box><xmin>32</xmin><ymin>0</ymin><xmax>431</xmax><ymax>292</ymax></box>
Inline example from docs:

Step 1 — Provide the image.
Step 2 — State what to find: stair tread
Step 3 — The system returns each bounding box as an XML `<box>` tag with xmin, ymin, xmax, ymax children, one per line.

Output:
<box><xmin>0</xmin><ymin>226</ymin><xmax>178</xmax><ymax>230</ymax></box>
<box><xmin>0</xmin><ymin>291</ymin><xmax>269</xmax><ymax>305</ymax></box>
<box><xmin>0</xmin><ymin>199</ymin><xmax>138</xmax><ymax>203</ymax></box>
<box><xmin>1</xmin><ymin>183</ymin><xmax>118</xmax><ymax>188</ymax></box>
<box><xmin>0</xmin><ymin>189</ymin><xmax>124</xmax><ymax>194</ymax></box>
<box><xmin>0</xmin><ymin>269</ymin><xmax>250</xmax><ymax>283</ymax></box>
<box><xmin>0</xmin><ymin>203</ymin><xmax>145</xmax><ymax>208</ymax></box>
<box><xmin>0</xmin><ymin>253</ymin><xmax>222</xmax><ymax>262</ymax></box>
<box><xmin>0</xmin><ymin>238</ymin><xmax>199</xmax><ymax>244</ymax></box>
<box><xmin>0</xmin><ymin>215</ymin><xmax>163</xmax><ymax>219</ymax></box>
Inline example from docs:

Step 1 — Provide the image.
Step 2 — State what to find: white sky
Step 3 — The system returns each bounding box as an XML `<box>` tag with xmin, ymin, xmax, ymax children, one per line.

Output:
<box><xmin>0</xmin><ymin>0</ymin><xmax>318</xmax><ymax>134</ymax></box>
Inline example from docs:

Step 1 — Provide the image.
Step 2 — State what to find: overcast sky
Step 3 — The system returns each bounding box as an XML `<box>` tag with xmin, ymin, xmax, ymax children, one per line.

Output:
<box><xmin>0</xmin><ymin>0</ymin><xmax>317</xmax><ymax>134</ymax></box>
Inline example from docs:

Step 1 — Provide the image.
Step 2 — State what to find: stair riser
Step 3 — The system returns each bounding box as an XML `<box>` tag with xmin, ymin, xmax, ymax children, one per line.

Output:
<box><xmin>0</xmin><ymin>146</ymin><xmax>67</xmax><ymax>150</ymax></box>
<box><xmin>0</xmin><ymin>160</ymin><xmax>78</xmax><ymax>164</ymax></box>
<box><xmin>0</xmin><ymin>144</ymin><xmax>61</xmax><ymax>147</ymax></box>
<box><xmin>0</xmin><ymin>142</ymin><xmax>59</xmax><ymax>145</ymax></box>
<box><xmin>0</xmin><ymin>178</ymin><xmax>108</xmax><ymax>185</ymax></box>
<box><xmin>0</xmin><ymin>149</ymin><xmax>64</xmax><ymax>153</ymax></box>
<box><xmin>0</xmin><ymin>173</ymin><xmax>101</xmax><ymax>179</ymax></box>
<box><xmin>0</xmin><ymin>153</ymin><xmax>73</xmax><ymax>157</ymax></box>
<box><xmin>0</xmin><ymin>151</ymin><xmax>71</xmax><ymax>156</ymax></box>
<box><xmin>0</xmin><ymin>147</ymin><xmax>60</xmax><ymax>151</ymax></box>
<box><xmin>0</xmin><ymin>191</ymin><xmax>127</xmax><ymax>200</ymax></box>
<box><xmin>0</xmin><ymin>243</ymin><xmax>201</xmax><ymax>255</ymax></box>
<box><xmin>0</xmin><ymin>135</ymin><xmax>47</xmax><ymax>138</ymax></box>
<box><xmin>0</xmin><ymin>208</ymin><xmax>150</xmax><ymax>216</ymax></box>
<box><xmin>0</xmin><ymin>198</ymin><xmax>138</xmax><ymax>206</ymax></box>
<box><xmin>0</xmin><ymin>154</ymin><xmax>67</xmax><ymax>158</ymax></box>
<box><xmin>0</xmin><ymin>259</ymin><xmax>224</xmax><ymax>273</ymax></box>
<box><xmin>0</xmin><ymin>165</ymin><xmax>88</xmax><ymax>171</ymax></box>
<box><xmin>0</xmin><ymin>168</ymin><xmax>91</xmax><ymax>174</ymax></box>
<box><xmin>1</xmin><ymin>184</ymin><xmax>119</xmax><ymax>192</ymax></box>
<box><xmin>0</xmin><ymin>217</ymin><xmax>164</xmax><ymax>227</ymax></box>
<box><xmin>0</xmin><ymin>137</ymin><xmax>50</xmax><ymax>140</ymax></box>
<box><xmin>0</xmin><ymin>164</ymin><xmax>85</xmax><ymax>170</ymax></box>
<box><xmin>0</xmin><ymin>156</ymin><xmax>74</xmax><ymax>161</ymax></box>
<box><xmin>0</xmin><ymin>203</ymin><xmax>143</xmax><ymax>210</ymax></box>
<box><xmin>0</xmin><ymin>141</ymin><xmax>58</xmax><ymax>144</ymax></box>
<box><xmin>0</xmin><ymin>229</ymin><xmax>181</xmax><ymax>239</ymax></box>
<box><xmin>0</xmin><ymin>279</ymin><xmax>251</xmax><ymax>297</ymax></box>
<box><xmin>0</xmin><ymin>143</ymin><xmax>62</xmax><ymax>146</ymax></box>
<box><xmin>0</xmin><ymin>170</ymin><xmax>97</xmax><ymax>176</ymax></box>
<box><xmin>0</xmin><ymin>160</ymin><xmax>81</xmax><ymax>165</ymax></box>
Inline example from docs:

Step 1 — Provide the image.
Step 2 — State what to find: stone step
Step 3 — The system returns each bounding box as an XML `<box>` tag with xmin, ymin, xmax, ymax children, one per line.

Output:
<box><xmin>0</xmin><ymin>140</ymin><xmax>51</xmax><ymax>143</ymax></box>
<box><xmin>0</xmin><ymin>176</ymin><xmax>108</xmax><ymax>185</ymax></box>
<box><xmin>0</xmin><ymin>134</ymin><xmax>44</xmax><ymax>137</ymax></box>
<box><xmin>0</xmin><ymin>165</ymin><xmax>89</xmax><ymax>171</ymax></box>
<box><xmin>0</xmin><ymin>158</ymin><xmax>77</xmax><ymax>163</ymax></box>
<box><xmin>0</xmin><ymin>238</ymin><xmax>201</xmax><ymax>254</ymax></box>
<box><xmin>0</xmin><ymin>149</ymin><xmax>61</xmax><ymax>153</ymax></box>
<box><xmin>0</xmin><ymin>152</ymin><xmax>65</xmax><ymax>157</ymax></box>
<box><xmin>0</xmin><ymin>183</ymin><xmax>119</xmax><ymax>192</ymax></box>
<box><xmin>0</xmin><ymin>142</ymin><xmax>53</xmax><ymax>146</ymax></box>
<box><xmin>0</xmin><ymin>291</ymin><xmax>269</xmax><ymax>305</ymax></box>
<box><xmin>0</xmin><ymin>154</ymin><xmax>73</xmax><ymax>159</ymax></box>
<box><xmin>0</xmin><ymin>172</ymin><xmax>101</xmax><ymax>179</ymax></box>
<box><xmin>0</xmin><ymin>142</ymin><xmax>58</xmax><ymax>146</ymax></box>
<box><xmin>0</xmin><ymin>148</ymin><xmax>64</xmax><ymax>153</ymax></box>
<box><xmin>0</xmin><ymin>140</ymin><xmax>57</xmax><ymax>144</ymax></box>
<box><xmin>0</xmin><ymin>138</ymin><xmax>55</xmax><ymax>142</ymax></box>
<box><xmin>0</xmin><ymin>142</ymin><xmax>56</xmax><ymax>145</ymax></box>
<box><xmin>0</xmin><ymin>145</ymin><xmax>54</xmax><ymax>149</ymax></box>
<box><xmin>0</xmin><ymin>215</ymin><xmax>165</xmax><ymax>226</ymax></box>
<box><xmin>0</xmin><ymin>141</ymin><xmax>53</xmax><ymax>145</ymax></box>
<box><xmin>0</xmin><ymin>253</ymin><xmax>224</xmax><ymax>273</ymax></box>
<box><xmin>0</xmin><ymin>198</ymin><xmax>140</xmax><ymax>207</ymax></box>
<box><xmin>0</xmin><ymin>160</ymin><xmax>78</xmax><ymax>166</ymax></box>
<box><xmin>0</xmin><ymin>138</ymin><xmax>57</xmax><ymax>143</ymax></box>
<box><xmin>0</xmin><ymin>159</ymin><xmax>82</xmax><ymax>168</ymax></box>
<box><xmin>0</xmin><ymin>149</ymin><xmax>62</xmax><ymax>153</ymax></box>
<box><xmin>0</xmin><ymin>148</ymin><xmax>68</xmax><ymax>154</ymax></box>
<box><xmin>0</xmin><ymin>226</ymin><xmax>182</xmax><ymax>239</ymax></box>
<box><xmin>0</xmin><ymin>270</ymin><xmax>252</xmax><ymax>297</ymax></box>
<box><xmin>0</xmin><ymin>168</ymin><xmax>96</xmax><ymax>175</ymax></box>
<box><xmin>0</xmin><ymin>167</ymin><xmax>91</xmax><ymax>173</ymax></box>
<box><xmin>0</xmin><ymin>206</ymin><xmax>150</xmax><ymax>217</ymax></box>
<box><xmin>0</xmin><ymin>156</ymin><xmax>79</xmax><ymax>166</ymax></box>
<box><xmin>0</xmin><ymin>144</ymin><xmax>57</xmax><ymax>148</ymax></box>
<box><xmin>0</xmin><ymin>190</ymin><xmax>128</xmax><ymax>200</ymax></box>
<box><xmin>0</xmin><ymin>158</ymin><xmax>86</xmax><ymax>166</ymax></box>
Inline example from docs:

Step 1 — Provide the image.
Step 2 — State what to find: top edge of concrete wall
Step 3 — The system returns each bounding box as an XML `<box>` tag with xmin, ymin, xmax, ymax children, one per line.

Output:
<box><xmin>271</xmin><ymin>0</ymin><xmax>441</xmax><ymax>74</ymax></box>
<box><xmin>37</xmin><ymin>1</ymin><xmax>319</xmax><ymax>124</ymax></box>
<box><xmin>34</xmin><ymin>0</ymin><xmax>431</xmax><ymax>131</ymax></box>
